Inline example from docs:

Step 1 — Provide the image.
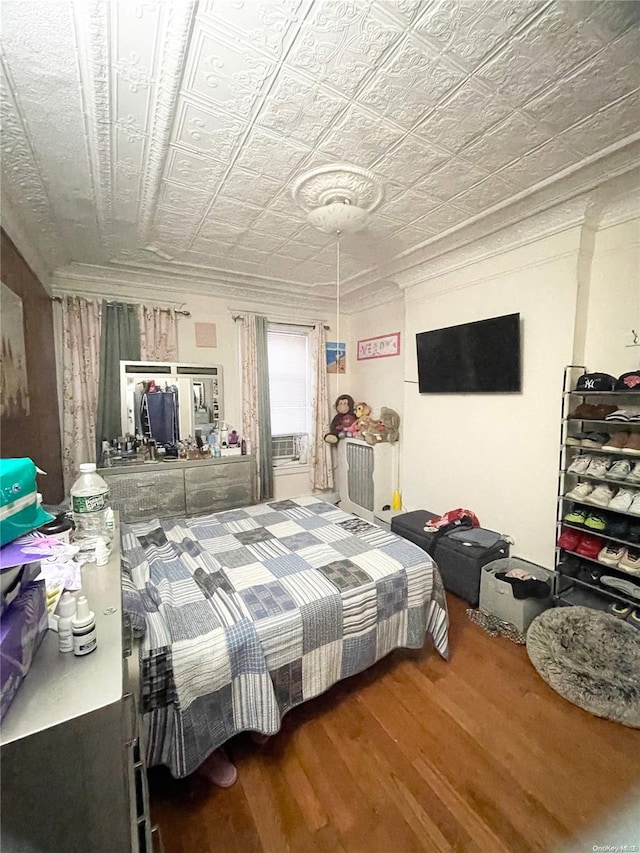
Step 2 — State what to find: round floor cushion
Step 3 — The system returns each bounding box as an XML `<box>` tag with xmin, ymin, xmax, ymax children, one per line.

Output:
<box><xmin>526</xmin><ymin>606</ymin><xmax>640</xmax><ymax>728</ymax></box>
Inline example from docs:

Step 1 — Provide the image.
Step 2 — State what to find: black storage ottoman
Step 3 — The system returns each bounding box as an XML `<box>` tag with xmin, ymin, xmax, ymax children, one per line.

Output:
<box><xmin>391</xmin><ymin>510</ymin><xmax>510</xmax><ymax>607</ymax></box>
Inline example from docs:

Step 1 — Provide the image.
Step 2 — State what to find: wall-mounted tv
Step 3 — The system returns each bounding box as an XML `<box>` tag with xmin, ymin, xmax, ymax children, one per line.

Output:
<box><xmin>416</xmin><ymin>313</ymin><xmax>521</xmax><ymax>393</ymax></box>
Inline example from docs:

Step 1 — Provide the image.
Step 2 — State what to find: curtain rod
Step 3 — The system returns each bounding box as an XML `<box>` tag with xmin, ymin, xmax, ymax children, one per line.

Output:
<box><xmin>51</xmin><ymin>295</ymin><xmax>191</xmax><ymax>316</ymax></box>
<box><xmin>231</xmin><ymin>314</ymin><xmax>329</xmax><ymax>330</ymax></box>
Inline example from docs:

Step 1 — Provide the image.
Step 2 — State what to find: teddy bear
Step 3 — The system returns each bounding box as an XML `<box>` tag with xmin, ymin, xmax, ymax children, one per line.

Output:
<box><xmin>324</xmin><ymin>394</ymin><xmax>357</xmax><ymax>444</ymax></box>
<box><xmin>346</xmin><ymin>402</ymin><xmax>373</xmax><ymax>440</ymax></box>
<box><xmin>363</xmin><ymin>406</ymin><xmax>400</xmax><ymax>445</ymax></box>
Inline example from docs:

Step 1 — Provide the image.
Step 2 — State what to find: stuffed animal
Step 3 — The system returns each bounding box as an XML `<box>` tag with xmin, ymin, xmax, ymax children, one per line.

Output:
<box><xmin>363</xmin><ymin>406</ymin><xmax>400</xmax><ymax>445</ymax></box>
<box><xmin>349</xmin><ymin>402</ymin><xmax>372</xmax><ymax>440</ymax></box>
<box><xmin>324</xmin><ymin>394</ymin><xmax>356</xmax><ymax>444</ymax></box>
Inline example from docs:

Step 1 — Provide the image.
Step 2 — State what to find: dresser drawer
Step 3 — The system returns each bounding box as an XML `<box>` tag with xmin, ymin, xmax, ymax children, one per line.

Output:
<box><xmin>184</xmin><ymin>460</ymin><xmax>253</xmax><ymax>489</ymax></box>
<box><xmin>184</xmin><ymin>460</ymin><xmax>255</xmax><ymax>516</ymax></box>
<box><xmin>107</xmin><ymin>470</ymin><xmax>185</xmax><ymax>522</ymax></box>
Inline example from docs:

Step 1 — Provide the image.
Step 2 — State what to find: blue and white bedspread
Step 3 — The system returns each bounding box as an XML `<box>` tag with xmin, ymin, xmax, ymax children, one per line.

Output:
<box><xmin>120</xmin><ymin>497</ymin><xmax>449</xmax><ymax>778</ymax></box>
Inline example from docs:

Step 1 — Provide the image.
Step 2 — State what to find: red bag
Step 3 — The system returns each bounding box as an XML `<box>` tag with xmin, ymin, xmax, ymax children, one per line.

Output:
<box><xmin>424</xmin><ymin>508</ymin><xmax>480</xmax><ymax>532</ymax></box>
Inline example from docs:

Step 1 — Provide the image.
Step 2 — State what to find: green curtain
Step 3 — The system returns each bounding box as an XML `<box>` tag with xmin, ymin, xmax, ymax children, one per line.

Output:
<box><xmin>95</xmin><ymin>301</ymin><xmax>140</xmax><ymax>459</ymax></box>
<box><xmin>255</xmin><ymin>316</ymin><xmax>273</xmax><ymax>500</ymax></box>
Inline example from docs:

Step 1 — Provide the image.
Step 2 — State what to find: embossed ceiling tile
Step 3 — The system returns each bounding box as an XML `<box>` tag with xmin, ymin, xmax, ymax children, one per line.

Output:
<box><xmin>414</xmin><ymin>0</ymin><xmax>542</xmax><ymax>68</ymax></box>
<box><xmin>276</xmin><ymin>240</ymin><xmax>315</xmax><ymax>261</ymax></box>
<box><xmin>294</xmin><ymin>259</ymin><xmax>333</xmax><ymax>282</ymax></box>
<box><xmin>205</xmin><ymin>196</ymin><xmax>264</xmax><ymax>229</ymax></box>
<box><xmin>414</xmin><ymin>79</ymin><xmax>513</xmax><ymax>153</ymax></box>
<box><xmin>252</xmin><ymin>210</ymin><xmax>307</xmax><ymax>241</ymax></box>
<box><xmin>394</xmin><ymin>223</ymin><xmax>438</xmax><ymax>249</ymax></box>
<box><xmin>175</xmin><ymin>100</ymin><xmax>248</xmax><ymax>158</ymax></box>
<box><xmin>414</xmin><ymin>158</ymin><xmax>490</xmax><ymax>201</ymax></box>
<box><xmin>291</xmin><ymin>225</ymin><xmax>334</xmax><ymax>248</ymax></box>
<box><xmin>197</xmin><ymin>218</ymin><xmax>248</xmax><ymax>243</ymax></box>
<box><xmin>476</xmin><ymin>7</ymin><xmax>607</xmax><ymax>108</ymax></box>
<box><xmin>164</xmin><ymin>147</ymin><xmax>227</xmax><ymax>191</ymax></box>
<box><xmin>184</xmin><ymin>24</ymin><xmax>276</xmax><ymax>109</ymax></box>
<box><xmin>383</xmin><ymin>189</ymin><xmax>444</xmax><ymax>221</ymax></box>
<box><xmin>459</xmin><ymin>112</ymin><xmax>554</xmax><ymax>173</ymax></box>
<box><xmin>500</xmin><ymin>138</ymin><xmax>582</xmax><ymax>190</ymax></box>
<box><xmin>114</xmin><ymin>1</ymin><xmax>161</xmax><ymax>71</ymax></box>
<box><xmin>358</xmin><ymin>34</ymin><xmax>468</xmax><ymax>128</ymax></box>
<box><xmin>375</xmin><ymin>0</ymin><xmax>423</xmax><ymax>26</ymax></box>
<box><xmin>200</xmin><ymin>0</ymin><xmax>306</xmax><ymax>60</ymax></box>
<box><xmin>226</xmin><ymin>245</ymin><xmax>274</xmax><ymax>265</ymax></box>
<box><xmin>159</xmin><ymin>182</ymin><xmax>211</xmax><ymax>216</ymax></box>
<box><xmin>584</xmin><ymin>0</ymin><xmax>640</xmax><ymax>41</ymax></box>
<box><xmin>234</xmin><ymin>128</ymin><xmax>311</xmax><ymax>179</ymax></box>
<box><xmin>374</xmin><ymin>136</ymin><xmax>449</xmax><ymax>187</ymax></box>
<box><xmin>286</xmin><ymin>3</ymin><xmax>403</xmax><ymax>97</ymax></box>
<box><xmin>189</xmin><ymin>235</ymin><xmax>235</xmax><ymax>257</ymax></box>
<box><xmin>522</xmin><ymin>35</ymin><xmax>639</xmax><ymax>134</ymax></box>
<box><xmin>409</xmin><ymin>203</ymin><xmax>469</xmax><ymax>233</ymax></box>
<box><xmin>450</xmin><ymin>175</ymin><xmax>518</xmax><ymax>215</ymax></box>
<box><xmin>256</xmin><ymin>69</ymin><xmax>349</xmax><ymax>148</ymax></box>
<box><xmin>557</xmin><ymin>91</ymin><xmax>640</xmax><ymax>159</ymax></box>
<box><xmin>218</xmin><ymin>167</ymin><xmax>283</xmax><ymax>208</ymax></box>
<box><xmin>316</xmin><ymin>104</ymin><xmax>405</xmax><ymax>168</ymax></box>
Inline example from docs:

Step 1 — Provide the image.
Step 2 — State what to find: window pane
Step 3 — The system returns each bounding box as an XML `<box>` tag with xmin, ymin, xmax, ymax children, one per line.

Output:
<box><xmin>267</xmin><ymin>329</ymin><xmax>309</xmax><ymax>435</ymax></box>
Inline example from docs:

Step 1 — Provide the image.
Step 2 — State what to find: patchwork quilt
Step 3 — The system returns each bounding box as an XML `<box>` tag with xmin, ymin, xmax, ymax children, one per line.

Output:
<box><xmin>121</xmin><ymin>497</ymin><xmax>449</xmax><ymax>778</ymax></box>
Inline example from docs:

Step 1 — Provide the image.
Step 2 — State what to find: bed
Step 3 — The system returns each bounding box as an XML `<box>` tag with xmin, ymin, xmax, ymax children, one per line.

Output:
<box><xmin>120</xmin><ymin>496</ymin><xmax>449</xmax><ymax>778</ymax></box>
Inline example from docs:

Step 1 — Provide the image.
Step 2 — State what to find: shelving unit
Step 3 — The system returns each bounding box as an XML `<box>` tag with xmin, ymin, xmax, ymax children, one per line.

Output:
<box><xmin>556</xmin><ymin>364</ymin><xmax>640</xmax><ymax>614</ymax></box>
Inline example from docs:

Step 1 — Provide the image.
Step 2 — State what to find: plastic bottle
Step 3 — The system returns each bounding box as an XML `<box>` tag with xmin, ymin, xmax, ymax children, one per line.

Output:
<box><xmin>57</xmin><ymin>592</ymin><xmax>77</xmax><ymax>653</ymax></box>
<box><xmin>70</xmin><ymin>463</ymin><xmax>112</xmax><ymax>562</ymax></box>
<box><xmin>240</xmin><ymin>438</ymin><xmax>247</xmax><ymax>456</ymax></box>
<box><xmin>95</xmin><ymin>538</ymin><xmax>109</xmax><ymax>567</ymax></box>
<box><xmin>72</xmin><ymin>594</ymin><xmax>97</xmax><ymax>656</ymax></box>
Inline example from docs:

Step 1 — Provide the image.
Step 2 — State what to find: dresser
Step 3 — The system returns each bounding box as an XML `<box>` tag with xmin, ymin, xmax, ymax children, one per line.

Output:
<box><xmin>100</xmin><ymin>455</ymin><xmax>256</xmax><ymax>522</ymax></box>
<box><xmin>0</xmin><ymin>533</ymin><xmax>157</xmax><ymax>853</ymax></box>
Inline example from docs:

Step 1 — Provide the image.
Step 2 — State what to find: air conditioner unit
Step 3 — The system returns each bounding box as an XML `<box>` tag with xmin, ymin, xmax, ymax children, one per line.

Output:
<box><xmin>337</xmin><ymin>438</ymin><xmax>396</xmax><ymax>522</ymax></box>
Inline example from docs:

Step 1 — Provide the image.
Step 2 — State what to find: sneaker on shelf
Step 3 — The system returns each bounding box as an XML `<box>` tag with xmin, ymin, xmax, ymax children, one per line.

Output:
<box><xmin>629</xmin><ymin>411</ymin><xmax>640</xmax><ymax>423</ymax></box>
<box><xmin>627</xmin><ymin>461</ymin><xmax>640</xmax><ymax>484</ymax></box>
<box><xmin>607</xmin><ymin>516</ymin><xmax>630</xmax><ymax>540</ymax></box>
<box><xmin>628</xmin><ymin>493</ymin><xmax>640</xmax><ymax>516</ymax></box>
<box><xmin>623</xmin><ymin>433</ymin><xmax>640</xmax><ymax>456</ymax></box>
<box><xmin>627</xmin><ymin>522</ymin><xmax>640</xmax><ymax>545</ymax></box>
<box><xmin>609</xmin><ymin>602</ymin><xmax>633</xmax><ymax>619</ymax></box>
<box><xmin>566</xmin><ymin>432</ymin><xmax>589</xmax><ymax>447</ymax></box>
<box><xmin>565</xmin><ymin>482</ymin><xmax>594</xmax><ymax>501</ymax></box>
<box><xmin>576</xmin><ymin>532</ymin><xmax>605</xmax><ymax>560</ymax></box>
<box><xmin>563</xmin><ymin>506</ymin><xmax>588</xmax><ymax>525</ymax></box>
<box><xmin>602</xmin><ymin>432</ymin><xmax>630</xmax><ymax>452</ymax></box>
<box><xmin>584</xmin><ymin>513</ymin><xmax>607</xmax><ymax>532</ymax></box>
<box><xmin>605</xmin><ymin>409</ymin><xmax>634</xmax><ymax>422</ymax></box>
<box><xmin>586</xmin><ymin>484</ymin><xmax>616</xmax><ymax>507</ymax></box>
<box><xmin>598</xmin><ymin>542</ymin><xmax>625</xmax><ymax>566</ymax></box>
<box><xmin>581</xmin><ymin>432</ymin><xmax>610</xmax><ymax>449</ymax></box>
<box><xmin>586</xmin><ymin>456</ymin><xmax>610</xmax><ymax>478</ymax></box>
<box><xmin>608</xmin><ymin>488</ymin><xmax>635</xmax><ymax>512</ymax></box>
<box><xmin>597</xmin><ymin>404</ymin><xmax>619</xmax><ymax>418</ymax></box>
<box><xmin>567</xmin><ymin>454</ymin><xmax>593</xmax><ymax>474</ymax></box>
<box><xmin>578</xmin><ymin>564</ymin><xmax>603</xmax><ymax>585</ymax></box>
<box><xmin>619</xmin><ymin>547</ymin><xmax>640</xmax><ymax>575</ymax></box>
<box><xmin>557</xmin><ymin>556</ymin><xmax>582</xmax><ymax>577</ymax></box>
<box><xmin>600</xmin><ymin>575</ymin><xmax>640</xmax><ymax>600</ymax></box>
<box><xmin>558</xmin><ymin>527</ymin><xmax>582</xmax><ymax>551</ymax></box>
<box><xmin>605</xmin><ymin>459</ymin><xmax>631</xmax><ymax>481</ymax></box>
<box><xmin>568</xmin><ymin>403</ymin><xmax>600</xmax><ymax>420</ymax></box>
<box><xmin>627</xmin><ymin>608</ymin><xmax>640</xmax><ymax>629</ymax></box>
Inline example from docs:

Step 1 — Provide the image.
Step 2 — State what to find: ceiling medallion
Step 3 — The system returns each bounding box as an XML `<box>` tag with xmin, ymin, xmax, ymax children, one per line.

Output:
<box><xmin>291</xmin><ymin>163</ymin><xmax>384</xmax><ymax>234</ymax></box>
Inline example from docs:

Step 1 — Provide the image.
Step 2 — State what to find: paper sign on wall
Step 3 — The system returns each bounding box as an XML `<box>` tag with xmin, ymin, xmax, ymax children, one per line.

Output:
<box><xmin>357</xmin><ymin>332</ymin><xmax>401</xmax><ymax>361</ymax></box>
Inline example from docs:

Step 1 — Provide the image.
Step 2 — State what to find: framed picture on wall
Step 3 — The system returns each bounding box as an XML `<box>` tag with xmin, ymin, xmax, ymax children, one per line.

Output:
<box><xmin>326</xmin><ymin>342</ymin><xmax>346</xmax><ymax>374</ymax></box>
<box><xmin>357</xmin><ymin>332</ymin><xmax>401</xmax><ymax>361</ymax></box>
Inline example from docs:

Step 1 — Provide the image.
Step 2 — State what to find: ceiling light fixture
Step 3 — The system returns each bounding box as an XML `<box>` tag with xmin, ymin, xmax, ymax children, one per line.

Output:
<box><xmin>292</xmin><ymin>164</ymin><xmax>384</xmax><ymax>391</ymax></box>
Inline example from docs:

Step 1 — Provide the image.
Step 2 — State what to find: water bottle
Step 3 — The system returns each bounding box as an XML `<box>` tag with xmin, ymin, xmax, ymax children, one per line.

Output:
<box><xmin>70</xmin><ymin>463</ymin><xmax>112</xmax><ymax>562</ymax></box>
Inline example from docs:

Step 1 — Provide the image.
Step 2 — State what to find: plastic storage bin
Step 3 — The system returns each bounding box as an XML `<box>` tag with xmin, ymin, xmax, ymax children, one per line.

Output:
<box><xmin>479</xmin><ymin>557</ymin><xmax>553</xmax><ymax>632</ymax></box>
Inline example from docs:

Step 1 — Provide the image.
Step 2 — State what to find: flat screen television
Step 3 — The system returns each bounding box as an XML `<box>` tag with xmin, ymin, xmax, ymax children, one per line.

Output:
<box><xmin>416</xmin><ymin>313</ymin><xmax>521</xmax><ymax>393</ymax></box>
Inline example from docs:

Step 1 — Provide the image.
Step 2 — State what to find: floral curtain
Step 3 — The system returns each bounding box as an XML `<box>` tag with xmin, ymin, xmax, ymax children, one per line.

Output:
<box><xmin>60</xmin><ymin>296</ymin><xmax>101</xmax><ymax>493</ymax></box>
<box><xmin>310</xmin><ymin>323</ymin><xmax>334</xmax><ymax>491</ymax></box>
<box><xmin>238</xmin><ymin>314</ymin><xmax>273</xmax><ymax>500</ymax></box>
<box><xmin>140</xmin><ymin>306</ymin><xmax>178</xmax><ymax>361</ymax></box>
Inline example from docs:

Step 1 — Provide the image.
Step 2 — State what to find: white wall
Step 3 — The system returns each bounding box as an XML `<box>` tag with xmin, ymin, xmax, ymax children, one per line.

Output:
<box><xmin>401</xmin><ymin>228</ymin><xmax>582</xmax><ymax>568</ymax></box>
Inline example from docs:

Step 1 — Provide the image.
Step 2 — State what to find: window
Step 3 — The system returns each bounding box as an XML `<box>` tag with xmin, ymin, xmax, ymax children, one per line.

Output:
<box><xmin>267</xmin><ymin>326</ymin><xmax>310</xmax><ymax>447</ymax></box>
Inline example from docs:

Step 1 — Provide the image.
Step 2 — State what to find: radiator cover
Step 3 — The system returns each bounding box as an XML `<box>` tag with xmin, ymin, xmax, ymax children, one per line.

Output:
<box><xmin>337</xmin><ymin>438</ymin><xmax>395</xmax><ymax>522</ymax></box>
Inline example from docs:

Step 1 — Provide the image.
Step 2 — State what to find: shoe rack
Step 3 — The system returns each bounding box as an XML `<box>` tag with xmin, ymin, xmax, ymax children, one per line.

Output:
<box><xmin>556</xmin><ymin>364</ymin><xmax>640</xmax><ymax>618</ymax></box>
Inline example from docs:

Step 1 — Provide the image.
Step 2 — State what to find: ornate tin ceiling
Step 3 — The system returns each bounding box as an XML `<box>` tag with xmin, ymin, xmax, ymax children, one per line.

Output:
<box><xmin>1</xmin><ymin>0</ymin><xmax>639</xmax><ymax>312</ymax></box>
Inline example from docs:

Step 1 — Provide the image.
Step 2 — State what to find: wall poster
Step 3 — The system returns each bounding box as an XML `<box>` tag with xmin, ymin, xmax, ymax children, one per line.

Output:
<box><xmin>357</xmin><ymin>332</ymin><xmax>401</xmax><ymax>361</ymax></box>
<box><xmin>1</xmin><ymin>281</ymin><xmax>30</xmax><ymax>417</ymax></box>
<box><xmin>325</xmin><ymin>341</ymin><xmax>346</xmax><ymax>374</ymax></box>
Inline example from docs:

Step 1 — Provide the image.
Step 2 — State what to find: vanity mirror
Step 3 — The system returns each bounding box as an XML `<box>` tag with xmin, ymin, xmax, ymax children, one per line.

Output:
<box><xmin>120</xmin><ymin>361</ymin><xmax>223</xmax><ymax>443</ymax></box>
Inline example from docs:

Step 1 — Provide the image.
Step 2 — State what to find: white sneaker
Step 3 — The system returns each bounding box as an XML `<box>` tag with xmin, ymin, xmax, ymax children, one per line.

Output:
<box><xmin>605</xmin><ymin>459</ymin><xmax>631</xmax><ymax>481</ymax></box>
<box><xmin>608</xmin><ymin>488</ymin><xmax>634</xmax><ymax>512</ymax></box>
<box><xmin>586</xmin><ymin>456</ymin><xmax>610</xmax><ymax>479</ymax></box>
<box><xmin>568</xmin><ymin>455</ymin><xmax>592</xmax><ymax>474</ymax></box>
<box><xmin>629</xmin><ymin>493</ymin><xmax>640</xmax><ymax>516</ymax></box>
<box><xmin>587</xmin><ymin>484</ymin><xmax>616</xmax><ymax>507</ymax></box>
<box><xmin>627</xmin><ymin>461</ymin><xmax>640</xmax><ymax>484</ymax></box>
<box><xmin>565</xmin><ymin>482</ymin><xmax>594</xmax><ymax>501</ymax></box>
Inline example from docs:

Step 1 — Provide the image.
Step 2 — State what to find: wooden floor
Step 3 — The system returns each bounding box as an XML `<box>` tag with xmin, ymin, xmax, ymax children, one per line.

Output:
<box><xmin>149</xmin><ymin>594</ymin><xmax>640</xmax><ymax>852</ymax></box>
